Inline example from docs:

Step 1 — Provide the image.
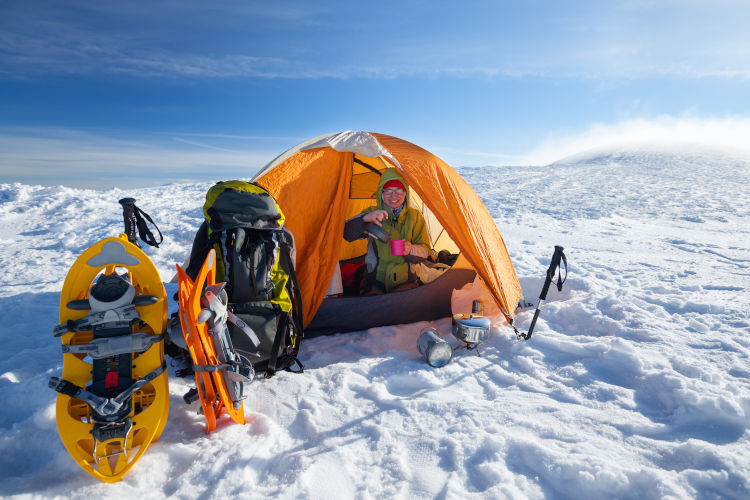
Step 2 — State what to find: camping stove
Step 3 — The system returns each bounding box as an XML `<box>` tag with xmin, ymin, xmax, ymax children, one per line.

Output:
<box><xmin>451</xmin><ymin>301</ymin><xmax>491</xmax><ymax>354</ymax></box>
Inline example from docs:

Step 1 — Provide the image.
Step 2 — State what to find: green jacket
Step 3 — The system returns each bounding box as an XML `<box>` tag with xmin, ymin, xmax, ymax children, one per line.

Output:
<box><xmin>344</xmin><ymin>168</ymin><xmax>431</xmax><ymax>291</ymax></box>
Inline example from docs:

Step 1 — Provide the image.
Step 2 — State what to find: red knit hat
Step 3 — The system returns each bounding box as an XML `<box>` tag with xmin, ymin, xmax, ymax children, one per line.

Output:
<box><xmin>382</xmin><ymin>179</ymin><xmax>405</xmax><ymax>191</ymax></box>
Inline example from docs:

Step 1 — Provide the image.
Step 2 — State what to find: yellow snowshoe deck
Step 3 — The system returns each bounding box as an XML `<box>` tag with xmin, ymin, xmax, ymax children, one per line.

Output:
<box><xmin>53</xmin><ymin>235</ymin><xmax>168</xmax><ymax>482</ymax></box>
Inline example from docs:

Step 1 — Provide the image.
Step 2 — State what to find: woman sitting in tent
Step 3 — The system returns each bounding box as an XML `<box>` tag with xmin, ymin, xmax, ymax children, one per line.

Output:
<box><xmin>344</xmin><ymin>168</ymin><xmax>433</xmax><ymax>295</ymax></box>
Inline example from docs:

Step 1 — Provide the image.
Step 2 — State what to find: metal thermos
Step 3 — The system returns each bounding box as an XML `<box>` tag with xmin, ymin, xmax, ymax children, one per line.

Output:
<box><xmin>417</xmin><ymin>327</ymin><xmax>453</xmax><ymax>367</ymax></box>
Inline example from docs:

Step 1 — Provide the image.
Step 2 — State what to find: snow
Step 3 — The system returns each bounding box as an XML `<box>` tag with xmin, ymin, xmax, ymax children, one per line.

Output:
<box><xmin>1</xmin><ymin>144</ymin><xmax>749</xmax><ymax>499</ymax></box>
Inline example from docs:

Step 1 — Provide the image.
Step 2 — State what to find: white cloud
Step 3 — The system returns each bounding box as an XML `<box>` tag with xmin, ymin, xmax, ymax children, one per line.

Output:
<box><xmin>0</xmin><ymin>128</ymin><xmax>283</xmax><ymax>188</ymax></box>
<box><xmin>2</xmin><ymin>120</ymin><xmax>749</xmax><ymax>189</ymax></box>
<box><xmin>2</xmin><ymin>1</ymin><xmax>750</xmax><ymax>81</ymax></box>
<box><xmin>522</xmin><ymin>116</ymin><xmax>750</xmax><ymax>165</ymax></box>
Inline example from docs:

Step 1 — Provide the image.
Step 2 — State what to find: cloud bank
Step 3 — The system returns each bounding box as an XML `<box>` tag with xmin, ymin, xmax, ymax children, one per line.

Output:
<box><xmin>3</xmin><ymin>117</ymin><xmax>750</xmax><ymax>189</ymax></box>
<box><xmin>0</xmin><ymin>128</ymin><xmax>283</xmax><ymax>189</ymax></box>
<box><xmin>522</xmin><ymin>116</ymin><xmax>750</xmax><ymax>166</ymax></box>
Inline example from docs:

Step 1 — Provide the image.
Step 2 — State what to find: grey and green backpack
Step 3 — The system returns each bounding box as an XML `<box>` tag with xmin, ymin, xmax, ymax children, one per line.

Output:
<box><xmin>185</xmin><ymin>180</ymin><xmax>303</xmax><ymax>377</ymax></box>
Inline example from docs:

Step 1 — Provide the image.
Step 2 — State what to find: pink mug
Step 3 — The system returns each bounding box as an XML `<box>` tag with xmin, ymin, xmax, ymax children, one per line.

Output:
<box><xmin>390</xmin><ymin>239</ymin><xmax>405</xmax><ymax>256</ymax></box>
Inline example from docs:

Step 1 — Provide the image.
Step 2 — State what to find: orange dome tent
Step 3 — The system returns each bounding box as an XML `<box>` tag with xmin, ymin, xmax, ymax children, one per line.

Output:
<box><xmin>252</xmin><ymin>131</ymin><xmax>523</xmax><ymax>333</ymax></box>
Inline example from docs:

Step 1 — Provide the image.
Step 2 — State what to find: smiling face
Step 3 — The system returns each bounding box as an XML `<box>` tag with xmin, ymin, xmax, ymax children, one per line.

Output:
<box><xmin>382</xmin><ymin>187</ymin><xmax>406</xmax><ymax>210</ymax></box>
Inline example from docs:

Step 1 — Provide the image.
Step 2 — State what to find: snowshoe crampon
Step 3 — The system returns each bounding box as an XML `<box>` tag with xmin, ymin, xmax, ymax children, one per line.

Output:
<box><xmin>51</xmin><ymin>235</ymin><xmax>169</xmax><ymax>482</ymax></box>
<box><xmin>176</xmin><ymin>249</ymin><xmax>255</xmax><ymax>433</ymax></box>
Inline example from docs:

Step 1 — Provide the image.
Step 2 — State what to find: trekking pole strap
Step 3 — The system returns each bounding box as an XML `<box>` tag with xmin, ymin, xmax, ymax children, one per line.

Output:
<box><xmin>551</xmin><ymin>248</ymin><xmax>567</xmax><ymax>293</ymax></box>
<box><xmin>118</xmin><ymin>198</ymin><xmax>163</xmax><ymax>248</ymax></box>
<box><xmin>517</xmin><ymin>245</ymin><xmax>567</xmax><ymax>341</ymax></box>
<box><xmin>133</xmin><ymin>205</ymin><xmax>163</xmax><ymax>248</ymax></box>
<box><xmin>537</xmin><ymin>245</ymin><xmax>566</xmax><ymax>301</ymax></box>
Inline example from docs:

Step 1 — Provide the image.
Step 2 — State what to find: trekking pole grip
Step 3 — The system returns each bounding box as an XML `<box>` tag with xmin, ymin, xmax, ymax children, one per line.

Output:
<box><xmin>118</xmin><ymin>197</ymin><xmax>139</xmax><ymax>247</ymax></box>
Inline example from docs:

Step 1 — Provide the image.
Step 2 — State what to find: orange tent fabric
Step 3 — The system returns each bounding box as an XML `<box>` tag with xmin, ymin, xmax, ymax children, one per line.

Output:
<box><xmin>253</xmin><ymin>132</ymin><xmax>522</xmax><ymax>327</ymax></box>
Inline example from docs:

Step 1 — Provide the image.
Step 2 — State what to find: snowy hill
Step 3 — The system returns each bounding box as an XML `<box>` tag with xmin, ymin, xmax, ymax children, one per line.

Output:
<box><xmin>1</xmin><ymin>146</ymin><xmax>749</xmax><ymax>499</ymax></box>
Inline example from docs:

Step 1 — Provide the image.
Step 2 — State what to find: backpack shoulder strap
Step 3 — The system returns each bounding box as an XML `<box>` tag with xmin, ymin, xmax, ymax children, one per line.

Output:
<box><xmin>264</xmin><ymin>230</ymin><xmax>305</xmax><ymax>378</ymax></box>
<box><xmin>279</xmin><ymin>230</ymin><xmax>303</xmax><ymax>339</ymax></box>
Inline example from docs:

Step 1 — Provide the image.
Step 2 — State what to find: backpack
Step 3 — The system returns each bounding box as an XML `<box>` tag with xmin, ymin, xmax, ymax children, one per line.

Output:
<box><xmin>185</xmin><ymin>180</ymin><xmax>303</xmax><ymax>377</ymax></box>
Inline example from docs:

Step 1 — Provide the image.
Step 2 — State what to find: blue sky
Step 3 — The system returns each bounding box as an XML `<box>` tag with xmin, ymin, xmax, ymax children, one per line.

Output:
<box><xmin>2</xmin><ymin>0</ymin><xmax>750</xmax><ymax>188</ymax></box>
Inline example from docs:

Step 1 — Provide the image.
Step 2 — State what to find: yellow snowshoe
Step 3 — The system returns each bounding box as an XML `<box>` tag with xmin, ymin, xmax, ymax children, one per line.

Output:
<box><xmin>49</xmin><ymin>235</ymin><xmax>169</xmax><ymax>482</ymax></box>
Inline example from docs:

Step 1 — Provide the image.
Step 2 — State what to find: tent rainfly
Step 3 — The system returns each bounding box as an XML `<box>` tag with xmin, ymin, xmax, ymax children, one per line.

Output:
<box><xmin>252</xmin><ymin>131</ymin><xmax>523</xmax><ymax>334</ymax></box>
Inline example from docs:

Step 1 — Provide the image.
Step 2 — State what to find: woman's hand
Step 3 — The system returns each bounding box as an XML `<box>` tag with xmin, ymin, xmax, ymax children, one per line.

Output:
<box><xmin>363</xmin><ymin>210</ymin><xmax>389</xmax><ymax>227</ymax></box>
<box><xmin>403</xmin><ymin>241</ymin><xmax>412</xmax><ymax>255</ymax></box>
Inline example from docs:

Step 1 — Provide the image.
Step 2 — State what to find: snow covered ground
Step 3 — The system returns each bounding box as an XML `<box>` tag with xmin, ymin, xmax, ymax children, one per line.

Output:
<box><xmin>1</xmin><ymin>144</ymin><xmax>749</xmax><ymax>499</ymax></box>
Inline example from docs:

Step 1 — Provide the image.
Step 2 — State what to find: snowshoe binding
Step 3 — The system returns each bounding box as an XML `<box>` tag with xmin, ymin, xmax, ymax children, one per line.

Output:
<box><xmin>176</xmin><ymin>249</ymin><xmax>260</xmax><ymax>433</ymax></box>
<box><xmin>49</xmin><ymin>235</ymin><xmax>169</xmax><ymax>482</ymax></box>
